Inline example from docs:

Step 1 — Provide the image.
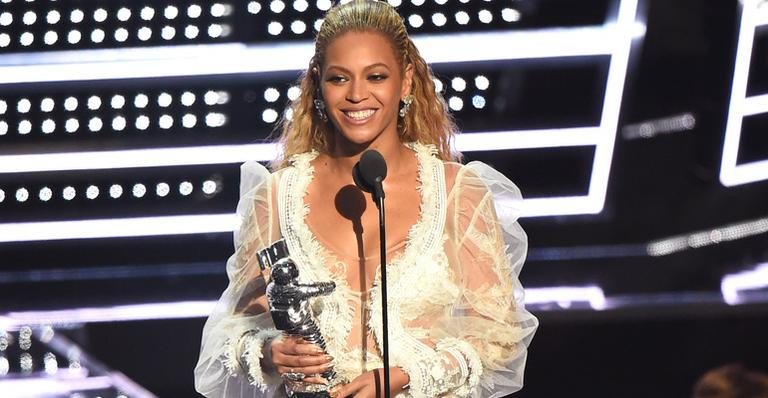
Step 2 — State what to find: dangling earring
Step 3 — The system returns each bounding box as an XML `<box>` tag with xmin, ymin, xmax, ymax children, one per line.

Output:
<box><xmin>313</xmin><ymin>98</ymin><xmax>328</xmax><ymax>122</ymax></box>
<box><xmin>399</xmin><ymin>95</ymin><xmax>414</xmax><ymax>118</ymax></box>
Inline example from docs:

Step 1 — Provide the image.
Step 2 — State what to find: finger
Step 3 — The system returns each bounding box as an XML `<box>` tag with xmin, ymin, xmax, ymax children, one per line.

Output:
<box><xmin>288</xmin><ymin>341</ymin><xmax>326</xmax><ymax>356</ymax></box>
<box><xmin>275</xmin><ymin>358</ymin><xmax>332</xmax><ymax>374</ymax></box>
<box><xmin>273</xmin><ymin>352</ymin><xmax>332</xmax><ymax>368</ymax></box>
<box><xmin>331</xmin><ymin>380</ymin><xmax>365</xmax><ymax>398</ymax></box>
<box><xmin>274</xmin><ymin>360</ymin><xmax>331</xmax><ymax>373</ymax></box>
<box><xmin>293</xmin><ymin>362</ymin><xmax>333</xmax><ymax>376</ymax></box>
<box><xmin>273</xmin><ymin>343</ymin><xmax>325</xmax><ymax>360</ymax></box>
<box><xmin>303</xmin><ymin>375</ymin><xmax>329</xmax><ymax>385</ymax></box>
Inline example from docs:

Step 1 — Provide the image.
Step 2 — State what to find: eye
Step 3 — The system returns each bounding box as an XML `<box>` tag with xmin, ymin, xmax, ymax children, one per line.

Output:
<box><xmin>326</xmin><ymin>75</ymin><xmax>348</xmax><ymax>84</ymax></box>
<box><xmin>369</xmin><ymin>74</ymin><xmax>388</xmax><ymax>81</ymax></box>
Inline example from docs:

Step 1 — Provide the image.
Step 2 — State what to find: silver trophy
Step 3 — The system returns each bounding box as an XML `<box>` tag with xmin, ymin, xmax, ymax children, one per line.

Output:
<box><xmin>257</xmin><ymin>239</ymin><xmax>345</xmax><ymax>397</ymax></box>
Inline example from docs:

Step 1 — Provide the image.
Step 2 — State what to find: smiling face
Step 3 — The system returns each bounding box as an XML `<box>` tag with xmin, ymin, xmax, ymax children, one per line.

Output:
<box><xmin>320</xmin><ymin>30</ymin><xmax>413</xmax><ymax>153</ymax></box>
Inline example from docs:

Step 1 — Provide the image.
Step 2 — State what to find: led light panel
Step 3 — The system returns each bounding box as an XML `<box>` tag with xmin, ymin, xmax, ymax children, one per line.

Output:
<box><xmin>720</xmin><ymin>0</ymin><xmax>768</xmax><ymax>186</ymax></box>
<box><xmin>0</xmin><ymin>0</ymin><xmax>642</xmax><ymax>241</ymax></box>
<box><xmin>0</xmin><ymin>27</ymin><xmax>619</xmax><ymax>85</ymax></box>
<box><xmin>0</xmin><ymin>285</ymin><xmax>606</xmax><ymax>327</ymax></box>
<box><xmin>721</xmin><ymin>263</ymin><xmax>768</xmax><ymax>305</ymax></box>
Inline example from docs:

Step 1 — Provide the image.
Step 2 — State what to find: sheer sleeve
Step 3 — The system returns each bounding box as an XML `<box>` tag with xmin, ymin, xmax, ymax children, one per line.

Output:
<box><xmin>194</xmin><ymin>161</ymin><xmax>284</xmax><ymax>397</ymax></box>
<box><xmin>401</xmin><ymin>161</ymin><xmax>538</xmax><ymax>397</ymax></box>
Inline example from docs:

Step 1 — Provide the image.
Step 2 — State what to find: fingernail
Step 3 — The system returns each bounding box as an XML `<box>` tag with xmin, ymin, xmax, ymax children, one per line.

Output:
<box><xmin>326</xmin><ymin>355</ymin><xmax>334</xmax><ymax>361</ymax></box>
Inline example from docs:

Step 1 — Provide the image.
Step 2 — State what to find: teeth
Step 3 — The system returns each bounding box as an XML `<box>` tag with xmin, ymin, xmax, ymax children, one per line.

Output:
<box><xmin>346</xmin><ymin>109</ymin><xmax>375</xmax><ymax>120</ymax></box>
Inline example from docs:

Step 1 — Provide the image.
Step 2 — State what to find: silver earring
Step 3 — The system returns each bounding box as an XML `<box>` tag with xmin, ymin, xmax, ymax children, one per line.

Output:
<box><xmin>313</xmin><ymin>99</ymin><xmax>328</xmax><ymax>122</ymax></box>
<box><xmin>399</xmin><ymin>95</ymin><xmax>413</xmax><ymax>118</ymax></box>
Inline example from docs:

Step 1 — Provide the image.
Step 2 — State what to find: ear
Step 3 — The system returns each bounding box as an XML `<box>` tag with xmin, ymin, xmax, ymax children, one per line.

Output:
<box><xmin>401</xmin><ymin>63</ymin><xmax>414</xmax><ymax>98</ymax></box>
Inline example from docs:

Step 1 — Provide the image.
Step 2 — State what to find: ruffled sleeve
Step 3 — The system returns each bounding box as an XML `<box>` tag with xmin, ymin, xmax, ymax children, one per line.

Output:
<box><xmin>410</xmin><ymin>161</ymin><xmax>538</xmax><ymax>397</ymax></box>
<box><xmin>194</xmin><ymin>161</ymin><xmax>285</xmax><ymax>397</ymax></box>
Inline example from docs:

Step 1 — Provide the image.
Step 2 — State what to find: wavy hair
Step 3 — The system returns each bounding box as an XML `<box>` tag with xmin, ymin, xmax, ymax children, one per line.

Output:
<box><xmin>271</xmin><ymin>0</ymin><xmax>459</xmax><ymax>169</ymax></box>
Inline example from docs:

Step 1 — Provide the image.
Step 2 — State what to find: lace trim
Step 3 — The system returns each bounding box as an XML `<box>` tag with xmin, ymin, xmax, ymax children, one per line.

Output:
<box><xmin>437</xmin><ymin>338</ymin><xmax>483</xmax><ymax>396</ymax></box>
<box><xmin>278</xmin><ymin>150</ymin><xmax>356</xmax><ymax>373</ymax></box>
<box><xmin>222</xmin><ymin>329</ymin><xmax>282</xmax><ymax>392</ymax></box>
<box><xmin>368</xmin><ymin>142</ymin><xmax>447</xmax><ymax>351</ymax></box>
<box><xmin>279</xmin><ymin>143</ymin><xmax>448</xmax><ymax>384</ymax></box>
<box><xmin>243</xmin><ymin>329</ymin><xmax>283</xmax><ymax>391</ymax></box>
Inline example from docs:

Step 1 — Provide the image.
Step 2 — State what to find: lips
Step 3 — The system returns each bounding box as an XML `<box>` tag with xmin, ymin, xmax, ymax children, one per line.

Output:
<box><xmin>343</xmin><ymin>109</ymin><xmax>376</xmax><ymax>121</ymax></box>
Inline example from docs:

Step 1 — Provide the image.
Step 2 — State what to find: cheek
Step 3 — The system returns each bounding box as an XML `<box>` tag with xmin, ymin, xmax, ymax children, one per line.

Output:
<box><xmin>321</xmin><ymin>85</ymin><xmax>340</xmax><ymax>104</ymax></box>
<box><xmin>377</xmin><ymin>83</ymin><xmax>403</xmax><ymax>108</ymax></box>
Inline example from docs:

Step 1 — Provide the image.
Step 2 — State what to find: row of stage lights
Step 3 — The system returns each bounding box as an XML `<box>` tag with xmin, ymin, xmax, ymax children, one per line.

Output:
<box><xmin>0</xmin><ymin>1</ymin><xmax>516</xmax><ymax>25</ymax></box>
<box><xmin>0</xmin><ymin>74</ymin><xmax>491</xmax><ymax>136</ymax></box>
<box><xmin>247</xmin><ymin>0</ymin><xmax>521</xmax><ymax>36</ymax></box>
<box><xmin>0</xmin><ymin>4</ymin><xmax>233</xmax><ymax>47</ymax></box>
<box><xmin>1</xmin><ymin>90</ymin><xmax>230</xmax><ymax>113</ymax></box>
<box><xmin>0</xmin><ymin>91</ymin><xmax>230</xmax><ymax>135</ymax></box>
<box><xmin>0</xmin><ymin>24</ymin><xmax>231</xmax><ymax>47</ymax></box>
<box><xmin>0</xmin><ymin>180</ymin><xmax>221</xmax><ymax>205</ymax></box>
<box><xmin>0</xmin><ymin>4</ymin><xmax>232</xmax><ymax>25</ymax></box>
<box><xmin>0</xmin><ymin>327</ymin><xmax>70</xmax><ymax>376</ymax></box>
<box><xmin>0</xmin><ymin>2</ymin><xmax>522</xmax><ymax>49</ymax></box>
<box><xmin>0</xmin><ymin>113</ymin><xmax>227</xmax><ymax>135</ymax></box>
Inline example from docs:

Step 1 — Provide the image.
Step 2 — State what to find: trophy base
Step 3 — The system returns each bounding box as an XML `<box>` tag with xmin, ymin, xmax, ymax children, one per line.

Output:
<box><xmin>285</xmin><ymin>375</ymin><xmax>347</xmax><ymax>398</ymax></box>
<box><xmin>289</xmin><ymin>392</ymin><xmax>330</xmax><ymax>398</ymax></box>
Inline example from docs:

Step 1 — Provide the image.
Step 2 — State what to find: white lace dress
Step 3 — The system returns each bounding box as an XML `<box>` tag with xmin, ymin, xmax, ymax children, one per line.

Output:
<box><xmin>195</xmin><ymin>142</ymin><xmax>538</xmax><ymax>398</ymax></box>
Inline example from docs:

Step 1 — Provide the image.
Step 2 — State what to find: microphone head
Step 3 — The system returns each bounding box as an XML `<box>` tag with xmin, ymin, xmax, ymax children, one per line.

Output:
<box><xmin>357</xmin><ymin>149</ymin><xmax>387</xmax><ymax>185</ymax></box>
<box><xmin>352</xmin><ymin>162</ymin><xmax>372</xmax><ymax>193</ymax></box>
<box><xmin>353</xmin><ymin>150</ymin><xmax>387</xmax><ymax>200</ymax></box>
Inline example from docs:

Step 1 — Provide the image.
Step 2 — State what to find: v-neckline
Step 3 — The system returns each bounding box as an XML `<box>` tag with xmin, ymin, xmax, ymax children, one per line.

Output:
<box><xmin>283</xmin><ymin>142</ymin><xmax>442</xmax><ymax>295</ymax></box>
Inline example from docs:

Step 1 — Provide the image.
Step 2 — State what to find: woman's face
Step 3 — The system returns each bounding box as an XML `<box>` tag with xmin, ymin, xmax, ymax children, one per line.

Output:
<box><xmin>320</xmin><ymin>30</ymin><xmax>413</xmax><ymax>151</ymax></box>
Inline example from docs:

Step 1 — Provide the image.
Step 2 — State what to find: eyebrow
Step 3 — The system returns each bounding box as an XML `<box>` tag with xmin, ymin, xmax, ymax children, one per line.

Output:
<box><xmin>324</xmin><ymin>63</ymin><xmax>391</xmax><ymax>74</ymax></box>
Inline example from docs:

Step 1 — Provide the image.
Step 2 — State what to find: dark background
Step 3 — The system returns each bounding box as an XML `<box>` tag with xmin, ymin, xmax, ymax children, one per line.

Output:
<box><xmin>1</xmin><ymin>0</ymin><xmax>768</xmax><ymax>396</ymax></box>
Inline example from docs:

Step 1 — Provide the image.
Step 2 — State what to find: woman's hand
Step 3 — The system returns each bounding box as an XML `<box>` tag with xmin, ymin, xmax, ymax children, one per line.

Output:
<box><xmin>329</xmin><ymin>367</ymin><xmax>409</xmax><ymax>398</ymax></box>
<box><xmin>266</xmin><ymin>334</ymin><xmax>333</xmax><ymax>385</ymax></box>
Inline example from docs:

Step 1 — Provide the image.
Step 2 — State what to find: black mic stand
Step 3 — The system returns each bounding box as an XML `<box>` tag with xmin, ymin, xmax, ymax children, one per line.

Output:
<box><xmin>372</xmin><ymin>180</ymin><xmax>391</xmax><ymax>398</ymax></box>
<box><xmin>353</xmin><ymin>150</ymin><xmax>391</xmax><ymax>398</ymax></box>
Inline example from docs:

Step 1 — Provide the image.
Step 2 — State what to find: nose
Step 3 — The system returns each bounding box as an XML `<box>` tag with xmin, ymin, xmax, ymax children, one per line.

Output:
<box><xmin>346</xmin><ymin>79</ymin><xmax>368</xmax><ymax>103</ymax></box>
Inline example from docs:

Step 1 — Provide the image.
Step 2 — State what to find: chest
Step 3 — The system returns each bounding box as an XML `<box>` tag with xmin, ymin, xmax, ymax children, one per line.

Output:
<box><xmin>303</xmin><ymin>177</ymin><xmax>421</xmax><ymax>263</ymax></box>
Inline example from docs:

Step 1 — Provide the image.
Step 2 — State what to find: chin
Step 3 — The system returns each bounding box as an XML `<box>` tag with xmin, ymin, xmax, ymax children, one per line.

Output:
<box><xmin>334</xmin><ymin>126</ymin><xmax>384</xmax><ymax>147</ymax></box>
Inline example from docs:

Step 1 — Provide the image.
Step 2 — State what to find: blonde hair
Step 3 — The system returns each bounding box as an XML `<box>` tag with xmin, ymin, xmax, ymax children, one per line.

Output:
<box><xmin>272</xmin><ymin>0</ymin><xmax>459</xmax><ymax>169</ymax></box>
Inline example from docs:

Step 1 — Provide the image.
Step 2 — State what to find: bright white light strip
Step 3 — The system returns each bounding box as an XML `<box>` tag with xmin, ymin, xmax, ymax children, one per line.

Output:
<box><xmin>721</xmin><ymin>263</ymin><xmax>768</xmax><ymax>305</ymax></box>
<box><xmin>0</xmin><ymin>285</ymin><xmax>606</xmax><ymax>328</ymax></box>
<box><xmin>0</xmin><ymin>129</ymin><xmax>601</xmax><ymax>174</ymax></box>
<box><xmin>647</xmin><ymin>215</ymin><xmax>768</xmax><ymax>256</ymax></box>
<box><xmin>721</xmin><ymin>0</ymin><xmax>768</xmax><ymax>187</ymax></box>
<box><xmin>0</xmin><ymin>375</ymin><xmax>115</xmax><ymax>397</ymax></box>
<box><xmin>0</xmin><ymin>28</ymin><xmax>615</xmax><ymax>84</ymax></box>
<box><xmin>0</xmin><ymin>0</ymin><xmax>641</xmax><ymax>241</ymax></box>
<box><xmin>743</xmin><ymin>93</ymin><xmax>768</xmax><ymax>116</ymax></box>
<box><xmin>518</xmin><ymin>196</ymin><xmax>600</xmax><ymax>218</ymax></box>
<box><xmin>0</xmin><ymin>144</ymin><xmax>279</xmax><ymax>173</ymax></box>
<box><xmin>455</xmin><ymin>127</ymin><xmax>601</xmax><ymax>151</ymax></box>
<box><xmin>525</xmin><ymin>285</ymin><xmax>607</xmax><ymax>310</ymax></box>
<box><xmin>0</xmin><ymin>300</ymin><xmax>217</xmax><ymax>328</ymax></box>
<box><xmin>0</xmin><ymin>214</ymin><xmax>238</xmax><ymax>243</ymax></box>
<box><xmin>586</xmin><ymin>0</ymin><xmax>639</xmax><ymax>216</ymax></box>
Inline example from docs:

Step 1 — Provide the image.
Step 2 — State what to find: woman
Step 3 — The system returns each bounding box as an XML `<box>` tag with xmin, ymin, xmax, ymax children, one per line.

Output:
<box><xmin>195</xmin><ymin>1</ymin><xmax>538</xmax><ymax>397</ymax></box>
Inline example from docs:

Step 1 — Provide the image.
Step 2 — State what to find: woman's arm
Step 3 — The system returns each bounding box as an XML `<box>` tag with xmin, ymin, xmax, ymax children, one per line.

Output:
<box><xmin>195</xmin><ymin>162</ymin><xmax>284</xmax><ymax>397</ymax></box>
<box><xmin>397</xmin><ymin>162</ymin><xmax>538</xmax><ymax>397</ymax></box>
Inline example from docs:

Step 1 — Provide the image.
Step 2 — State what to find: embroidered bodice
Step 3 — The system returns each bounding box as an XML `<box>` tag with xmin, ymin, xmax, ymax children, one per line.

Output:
<box><xmin>278</xmin><ymin>143</ymin><xmax>454</xmax><ymax>380</ymax></box>
<box><xmin>195</xmin><ymin>142</ymin><xmax>538</xmax><ymax>398</ymax></box>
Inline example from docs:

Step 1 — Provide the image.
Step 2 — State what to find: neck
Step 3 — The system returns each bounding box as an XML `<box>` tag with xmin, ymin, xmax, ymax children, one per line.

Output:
<box><xmin>325</xmin><ymin>136</ymin><xmax>409</xmax><ymax>176</ymax></box>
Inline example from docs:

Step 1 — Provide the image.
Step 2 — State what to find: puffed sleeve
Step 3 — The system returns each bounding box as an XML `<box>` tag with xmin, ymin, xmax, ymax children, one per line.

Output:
<box><xmin>406</xmin><ymin>161</ymin><xmax>538</xmax><ymax>397</ymax></box>
<box><xmin>194</xmin><ymin>161</ymin><xmax>285</xmax><ymax>397</ymax></box>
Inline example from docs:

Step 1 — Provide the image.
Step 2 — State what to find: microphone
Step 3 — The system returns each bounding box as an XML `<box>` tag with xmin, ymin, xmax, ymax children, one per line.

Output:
<box><xmin>352</xmin><ymin>149</ymin><xmax>387</xmax><ymax>207</ymax></box>
<box><xmin>352</xmin><ymin>149</ymin><xmax>392</xmax><ymax>398</ymax></box>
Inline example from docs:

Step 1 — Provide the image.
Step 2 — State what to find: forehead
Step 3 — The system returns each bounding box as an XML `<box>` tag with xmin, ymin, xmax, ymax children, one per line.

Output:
<box><xmin>323</xmin><ymin>31</ymin><xmax>400</xmax><ymax>70</ymax></box>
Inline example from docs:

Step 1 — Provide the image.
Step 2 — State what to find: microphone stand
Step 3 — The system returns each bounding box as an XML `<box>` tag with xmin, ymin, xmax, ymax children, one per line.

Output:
<box><xmin>373</xmin><ymin>183</ymin><xmax>391</xmax><ymax>398</ymax></box>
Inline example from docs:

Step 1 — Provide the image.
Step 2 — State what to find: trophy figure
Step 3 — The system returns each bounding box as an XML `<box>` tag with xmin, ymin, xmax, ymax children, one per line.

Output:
<box><xmin>257</xmin><ymin>239</ymin><xmax>344</xmax><ymax>397</ymax></box>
